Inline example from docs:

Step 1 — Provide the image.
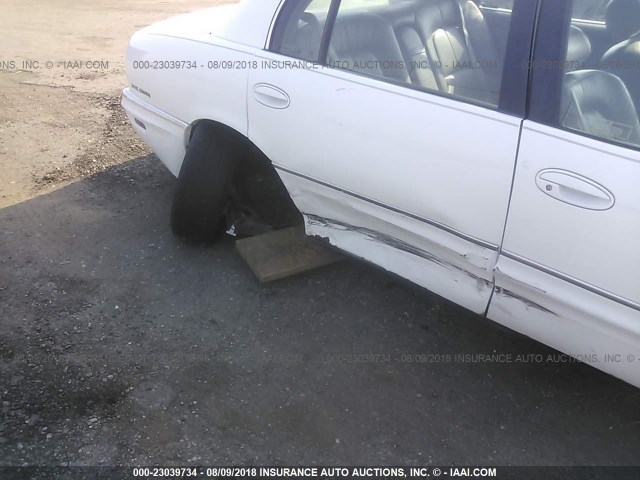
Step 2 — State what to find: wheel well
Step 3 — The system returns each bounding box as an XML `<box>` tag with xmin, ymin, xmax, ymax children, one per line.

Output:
<box><xmin>188</xmin><ymin>119</ymin><xmax>271</xmax><ymax>171</ymax></box>
<box><xmin>188</xmin><ymin>119</ymin><xmax>302</xmax><ymax>230</ymax></box>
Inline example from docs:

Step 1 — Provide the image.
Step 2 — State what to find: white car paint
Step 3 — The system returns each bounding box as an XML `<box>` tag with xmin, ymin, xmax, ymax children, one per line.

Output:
<box><xmin>122</xmin><ymin>0</ymin><xmax>640</xmax><ymax>388</ymax></box>
<box><xmin>137</xmin><ymin>0</ymin><xmax>282</xmax><ymax>49</ymax></box>
<box><xmin>247</xmin><ymin>58</ymin><xmax>520</xmax><ymax>314</ymax></box>
<box><xmin>122</xmin><ymin>0</ymin><xmax>285</xmax><ymax>174</ymax></box>
<box><xmin>490</xmin><ymin>120</ymin><xmax>640</xmax><ymax>387</ymax></box>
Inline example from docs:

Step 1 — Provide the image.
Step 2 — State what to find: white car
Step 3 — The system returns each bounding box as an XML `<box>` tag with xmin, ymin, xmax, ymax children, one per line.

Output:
<box><xmin>122</xmin><ymin>0</ymin><xmax>640</xmax><ymax>387</ymax></box>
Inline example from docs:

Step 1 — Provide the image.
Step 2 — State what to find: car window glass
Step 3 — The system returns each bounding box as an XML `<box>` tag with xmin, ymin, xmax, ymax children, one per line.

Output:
<box><xmin>558</xmin><ymin>0</ymin><xmax>640</xmax><ymax>148</ymax></box>
<box><xmin>271</xmin><ymin>0</ymin><xmax>421</xmax><ymax>62</ymax></box>
<box><xmin>478</xmin><ymin>0</ymin><xmax>513</xmax><ymax>9</ymax></box>
<box><xmin>571</xmin><ymin>0</ymin><xmax>608</xmax><ymax>22</ymax></box>
<box><xmin>272</xmin><ymin>0</ymin><xmax>333</xmax><ymax>62</ymax></box>
<box><xmin>326</xmin><ymin>0</ymin><xmax>515</xmax><ymax>108</ymax></box>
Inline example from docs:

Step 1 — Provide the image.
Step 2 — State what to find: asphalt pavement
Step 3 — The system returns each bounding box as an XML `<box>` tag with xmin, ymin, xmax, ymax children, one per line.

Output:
<box><xmin>1</xmin><ymin>155</ymin><xmax>639</xmax><ymax>466</ymax></box>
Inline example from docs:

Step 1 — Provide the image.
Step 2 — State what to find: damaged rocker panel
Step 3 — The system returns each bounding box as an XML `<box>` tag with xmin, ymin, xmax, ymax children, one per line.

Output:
<box><xmin>305</xmin><ymin>214</ymin><xmax>493</xmax><ymax>289</ymax></box>
<box><xmin>494</xmin><ymin>287</ymin><xmax>558</xmax><ymax>316</ymax></box>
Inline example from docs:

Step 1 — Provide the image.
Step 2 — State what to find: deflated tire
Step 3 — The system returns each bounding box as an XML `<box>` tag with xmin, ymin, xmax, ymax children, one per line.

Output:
<box><xmin>171</xmin><ymin>123</ymin><xmax>236</xmax><ymax>243</ymax></box>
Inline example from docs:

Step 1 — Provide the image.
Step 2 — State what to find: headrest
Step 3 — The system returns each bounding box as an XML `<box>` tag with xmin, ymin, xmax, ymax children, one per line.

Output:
<box><xmin>416</xmin><ymin>0</ymin><xmax>463</xmax><ymax>38</ymax></box>
<box><xmin>566</xmin><ymin>26</ymin><xmax>592</xmax><ymax>65</ymax></box>
<box><xmin>397</xmin><ymin>25</ymin><xmax>426</xmax><ymax>58</ymax></box>
<box><xmin>331</xmin><ymin>14</ymin><xmax>393</xmax><ymax>54</ymax></box>
<box><xmin>605</xmin><ymin>0</ymin><xmax>640</xmax><ymax>43</ymax></box>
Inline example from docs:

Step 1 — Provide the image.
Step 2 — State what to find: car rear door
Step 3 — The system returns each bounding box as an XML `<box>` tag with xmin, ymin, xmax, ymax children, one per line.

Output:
<box><xmin>248</xmin><ymin>0</ymin><xmax>536</xmax><ymax>315</ymax></box>
<box><xmin>489</xmin><ymin>0</ymin><xmax>640</xmax><ymax>386</ymax></box>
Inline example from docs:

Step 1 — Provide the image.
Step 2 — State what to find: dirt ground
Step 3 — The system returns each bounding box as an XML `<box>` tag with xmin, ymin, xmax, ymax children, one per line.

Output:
<box><xmin>1</xmin><ymin>0</ymin><xmax>640</xmax><ymax>473</ymax></box>
<box><xmin>0</xmin><ymin>0</ymin><xmax>228</xmax><ymax>208</ymax></box>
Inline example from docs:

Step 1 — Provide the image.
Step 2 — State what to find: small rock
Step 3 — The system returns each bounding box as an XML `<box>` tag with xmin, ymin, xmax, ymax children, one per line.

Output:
<box><xmin>26</xmin><ymin>414</ymin><xmax>40</xmax><ymax>426</ymax></box>
<box><xmin>88</xmin><ymin>417</ymin><xmax>98</xmax><ymax>424</ymax></box>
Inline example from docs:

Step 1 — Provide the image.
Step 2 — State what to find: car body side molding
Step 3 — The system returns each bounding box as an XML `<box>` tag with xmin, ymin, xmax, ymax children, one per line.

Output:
<box><xmin>273</xmin><ymin>164</ymin><xmax>499</xmax><ymax>251</ymax></box>
<box><xmin>501</xmin><ymin>250</ymin><xmax>640</xmax><ymax>312</ymax></box>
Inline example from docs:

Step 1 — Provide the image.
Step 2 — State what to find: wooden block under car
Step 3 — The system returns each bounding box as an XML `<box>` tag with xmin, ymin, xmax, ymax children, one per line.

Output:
<box><xmin>236</xmin><ymin>226</ymin><xmax>344</xmax><ymax>283</ymax></box>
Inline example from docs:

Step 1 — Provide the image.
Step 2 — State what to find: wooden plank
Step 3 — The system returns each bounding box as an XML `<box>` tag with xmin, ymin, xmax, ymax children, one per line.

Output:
<box><xmin>236</xmin><ymin>226</ymin><xmax>343</xmax><ymax>283</ymax></box>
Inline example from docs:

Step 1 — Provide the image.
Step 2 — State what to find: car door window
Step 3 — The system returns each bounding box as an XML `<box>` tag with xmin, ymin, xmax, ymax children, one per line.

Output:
<box><xmin>557</xmin><ymin>0</ymin><xmax>640</xmax><ymax>148</ymax></box>
<box><xmin>571</xmin><ymin>0</ymin><xmax>608</xmax><ymax>21</ymax></box>
<box><xmin>327</xmin><ymin>0</ymin><xmax>515</xmax><ymax>107</ymax></box>
<box><xmin>271</xmin><ymin>0</ymin><xmax>333</xmax><ymax>62</ymax></box>
<box><xmin>272</xmin><ymin>0</ymin><xmax>517</xmax><ymax>108</ymax></box>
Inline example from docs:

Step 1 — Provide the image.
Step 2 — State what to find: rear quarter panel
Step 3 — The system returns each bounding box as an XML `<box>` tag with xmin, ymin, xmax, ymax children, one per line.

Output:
<box><xmin>125</xmin><ymin>33</ymin><xmax>255</xmax><ymax>138</ymax></box>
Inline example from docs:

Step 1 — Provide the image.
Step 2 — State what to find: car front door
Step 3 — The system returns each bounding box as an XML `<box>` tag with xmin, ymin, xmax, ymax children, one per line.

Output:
<box><xmin>489</xmin><ymin>0</ymin><xmax>640</xmax><ymax>386</ymax></box>
<box><xmin>247</xmin><ymin>0</ymin><xmax>536</xmax><ymax>314</ymax></box>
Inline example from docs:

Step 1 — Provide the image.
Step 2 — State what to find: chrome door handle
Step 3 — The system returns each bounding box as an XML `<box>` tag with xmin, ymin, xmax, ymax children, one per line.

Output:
<box><xmin>535</xmin><ymin>169</ymin><xmax>615</xmax><ymax>211</ymax></box>
<box><xmin>252</xmin><ymin>83</ymin><xmax>290</xmax><ymax>109</ymax></box>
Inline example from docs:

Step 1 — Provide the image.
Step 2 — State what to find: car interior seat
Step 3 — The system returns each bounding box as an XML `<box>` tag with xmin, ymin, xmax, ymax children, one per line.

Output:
<box><xmin>560</xmin><ymin>70</ymin><xmax>640</xmax><ymax>146</ymax></box>
<box><xmin>567</xmin><ymin>25</ymin><xmax>592</xmax><ymax>70</ymax></box>
<box><xmin>279</xmin><ymin>11</ymin><xmax>324</xmax><ymax>62</ymax></box>
<box><xmin>561</xmin><ymin>19</ymin><xmax>640</xmax><ymax>146</ymax></box>
<box><xmin>396</xmin><ymin>24</ymin><xmax>440</xmax><ymax>90</ymax></box>
<box><xmin>600</xmin><ymin>0</ymin><xmax>640</xmax><ymax>109</ymax></box>
<box><xmin>328</xmin><ymin>13</ymin><xmax>411</xmax><ymax>83</ymax></box>
<box><xmin>459</xmin><ymin>1</ymin><xmax>501</xmax><ymax>77</ymax></box>
<box><xmin>415</xmin><ymin>0</ymin><xmax>498</xmax><ymax>104</ymax></box>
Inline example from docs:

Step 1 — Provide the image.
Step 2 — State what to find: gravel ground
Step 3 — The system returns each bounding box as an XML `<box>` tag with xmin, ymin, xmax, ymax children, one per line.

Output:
<box><xmin>0</xmin><ymin>0</ymin><xmax>217</xmax><ymax>208</ymax></box>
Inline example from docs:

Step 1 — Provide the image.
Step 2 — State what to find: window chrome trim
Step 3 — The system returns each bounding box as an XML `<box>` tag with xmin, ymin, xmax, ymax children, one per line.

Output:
<box><xmin>265</xmin><ymin>0</ymin><xmax>288</xmax><ymax>50</ymax></box>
